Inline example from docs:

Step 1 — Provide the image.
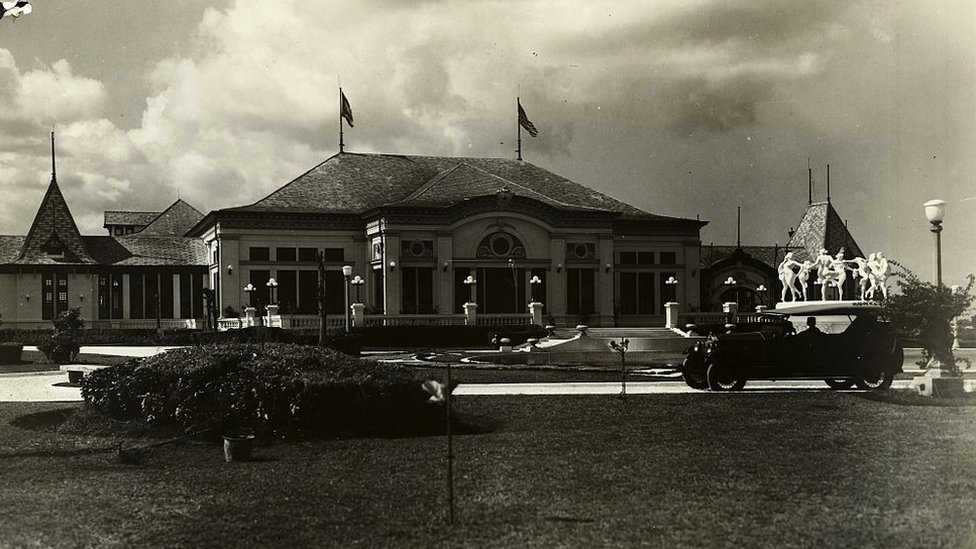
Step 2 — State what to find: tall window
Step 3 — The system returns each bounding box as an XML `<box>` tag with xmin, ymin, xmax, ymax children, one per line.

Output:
<box><xmin>619</xmin><ymin>272</ymin><xmax>655</xmax><ymax>315</ymax></box>
<box><xmin>567</xmin><ymin>268</ymin><xmax>595</xmax><ymax>316</ymax></box>
<box><xmin>248</xmin><ymin>269</ymin><xmax>271</xmax><ymax>307</ymax></box>
<box><xmin>42</xmin><ymin>273</ymin><xmax>54</xmax><ymax>320</ymax></box>
<box><xmin>298</xmin><ymin>270</ymin><xmax>319</xmax><ymax>314</ymax></box>
<box><xmin>276</xmin><ymin>270</ymin><xmax>297</xmax><ymax>312</ymax></box>
<box><xmin>402</xmin><ymin>267</ymin><xmax>434</xmax><ymax>314</ymax></box>
<box><xmin>130</xmin><ymin>273</ymin><xmax>144</xmax><ymax>319</ymax></box>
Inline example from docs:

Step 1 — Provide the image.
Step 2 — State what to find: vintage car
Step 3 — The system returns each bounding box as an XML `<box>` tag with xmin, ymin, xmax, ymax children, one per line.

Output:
<box><xmin>681</xmin><ymin>303</ymin><xmax>903</xmax><ymax>391</ymax></box>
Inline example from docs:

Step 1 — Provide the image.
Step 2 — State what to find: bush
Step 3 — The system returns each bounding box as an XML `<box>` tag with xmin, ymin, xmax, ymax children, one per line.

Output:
<box><xmin>38</xmin><ymin>308</ymin><xmax>84</xmax><ymax>364</ymax></box>
<box><xmin>883</xmin><ymin>263</ymin><xmax>974</xmax><ymax>374</ymax></box>
<box><xmin>81</xmin><ymin>343</ymin><xmax>438</xmax><ymax>439</ymax></box>
<box><xmin>0</xmin><ymin>342</ymin><xmax>23</xmax><ymax>364</ymax></box>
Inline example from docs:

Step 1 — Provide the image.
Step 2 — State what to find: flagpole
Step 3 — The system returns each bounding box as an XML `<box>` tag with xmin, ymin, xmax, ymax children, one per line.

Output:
<box><xmin>516</xmin><ymin>97</ymin><xmax>523</xmax><ymax>161</ymax></box>
<box><xmin>339</xmin><ymin>87</ymin><xmax>345</xmax><ymax>154</ymax></box>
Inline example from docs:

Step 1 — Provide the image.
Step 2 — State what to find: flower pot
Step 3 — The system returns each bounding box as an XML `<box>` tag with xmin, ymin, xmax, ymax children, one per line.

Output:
<box><xmin>222</xmin><ymin>434</ymin><xmax>255</xmax><ymax>462</ymax></box>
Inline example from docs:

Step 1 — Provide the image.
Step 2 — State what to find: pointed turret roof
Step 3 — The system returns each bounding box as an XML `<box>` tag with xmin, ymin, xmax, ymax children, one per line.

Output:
<box><xmin>786</xmin><ymin>201</ymin><xmax>864</xmax><ymax>262</ymax></box>
<box><xmin>15</xmin><ymin>178</ymin><xmax>96</xmax><ymax>264</ymax></box>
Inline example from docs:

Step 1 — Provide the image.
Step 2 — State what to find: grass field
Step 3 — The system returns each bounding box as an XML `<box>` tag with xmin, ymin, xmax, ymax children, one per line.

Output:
<box><xmin>2</xmin><ymin>391</ymin><xmax>975</xmax><ymax>548</ymax></box>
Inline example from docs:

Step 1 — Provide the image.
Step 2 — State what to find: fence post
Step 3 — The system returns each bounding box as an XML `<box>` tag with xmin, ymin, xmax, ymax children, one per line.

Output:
<box><xmin>528</xmin><ymin>302</ymin><xmax>543</xmax><ymax>326</ymax></box>
<box><xmin>665</xmin><ymin>302</ymin><xmax>679</xmax><ymax>328</ymax></box>
<box><xmin>351</xmin><ymin>303</ymin><xmax>366</xmax><ymax>327</ymax></box>
<box><xmin>464</xmin><ymin>302</ymin><xmax>478</xmax><ymax>325</ymax></box>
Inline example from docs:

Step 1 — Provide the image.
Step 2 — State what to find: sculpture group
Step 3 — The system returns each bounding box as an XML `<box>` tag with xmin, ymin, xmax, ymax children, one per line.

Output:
<box><xmin>778</xmin><ymin>248</ymin><xmax>889</xmax><ymax>302</ymax></box>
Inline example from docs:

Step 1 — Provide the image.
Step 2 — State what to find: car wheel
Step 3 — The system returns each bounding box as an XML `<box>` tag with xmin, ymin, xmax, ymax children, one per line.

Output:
<box><xmin>855</xmin><ymin>369</ymin><xmax>894</xmax><ymax>390</ymax></box>
<box><xmin>824</xmin><ymin>378</ymin><xmax>855</xmax><ymax>390</ymax></box>
<box><xmin>707</xmin><ymin>362</ymin><xmax>746</xmax><ymax>391</ymax></box>
<box><xmin>681</xmin><ymin>356</ymin><xmax>709</xmax><ymax>390</ymax></box>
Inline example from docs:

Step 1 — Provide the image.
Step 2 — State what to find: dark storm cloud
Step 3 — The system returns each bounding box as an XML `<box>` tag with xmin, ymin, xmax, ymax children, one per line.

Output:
<box><xmin>667</xmin><ymin>75</ymin><xmax>772</xmax><ymax>132</ymax></box>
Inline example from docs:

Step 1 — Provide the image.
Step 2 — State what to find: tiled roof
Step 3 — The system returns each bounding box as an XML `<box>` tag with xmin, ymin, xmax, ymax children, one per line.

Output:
<box><xmin>787</xmin><ymin>201</ymin><xmax>864</xmax><ymax>262</ymax></box>
<box><xmin>137</xmin><ymin>199</ymin><xmax>205</xmax><ymax>236</ymax></box>
<box><xmin>0</xmin><ymin>236</ymin><xmax>25</xmax><ymax>263</ymax></box>
<box><xmin>86</xmin><ymin>236</ymin><xmax>208</xmax><ymax>266</ymax></box>
<box><xmin>237</xmin><ymin>152</ymin><xmax>677</xmax><ymax>220</ymax></box>
<box><xmin>103</xmin><ymin>211</ymin><xmax>160</xmax><ymax>227</ymax></box>
<box><xmin>16</xmin><ymin>179</ymin><xmax>96</xmax><ymax>265</ymax></box>
<box><xmin>702</xmin><ymin>245</ymin><xmax>800</xmax><ymax>268</ymax></box>
<box><xmin>400</xmin><ymin>162</ymin><xmax>600</xmax><ymax>210</ymax></box>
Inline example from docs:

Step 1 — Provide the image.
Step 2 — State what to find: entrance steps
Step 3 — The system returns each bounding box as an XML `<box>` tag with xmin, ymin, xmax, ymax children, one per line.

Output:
<box><xmin>548</xmin><ymin>327</ymin><xmax>684</xmax><ymax>340</ymax></box>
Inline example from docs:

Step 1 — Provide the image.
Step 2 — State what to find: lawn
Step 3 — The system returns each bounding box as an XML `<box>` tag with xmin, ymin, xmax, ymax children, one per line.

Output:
<box><xmin>1</xmin><ymin>392</ymin><xmax>975</xmax><ymax>548</ymax></box>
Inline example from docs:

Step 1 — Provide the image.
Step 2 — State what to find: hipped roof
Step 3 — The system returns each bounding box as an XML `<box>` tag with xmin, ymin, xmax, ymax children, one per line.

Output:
<box><xmin>225</xmin><ymin>152</ymin><xmax>695</xmax><ymax>222</ymax></box>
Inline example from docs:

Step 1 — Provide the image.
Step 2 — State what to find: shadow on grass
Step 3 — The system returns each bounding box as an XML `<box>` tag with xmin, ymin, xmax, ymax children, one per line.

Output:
<box><xmin>12</xmin><ymin>403</ymin><xmax>503</xmax><ymax>445</ymax></box>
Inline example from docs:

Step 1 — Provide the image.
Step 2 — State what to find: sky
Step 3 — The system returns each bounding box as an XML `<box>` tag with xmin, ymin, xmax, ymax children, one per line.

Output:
<box><xmin>0</xmin><ymin>0</ymin><xmax>973</xmax><ymax>285</ymax></box>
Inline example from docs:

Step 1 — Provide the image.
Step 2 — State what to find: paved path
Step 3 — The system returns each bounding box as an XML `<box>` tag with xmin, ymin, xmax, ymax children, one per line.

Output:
<box><xmin>455</xmin><ymin>379</ymin><xmax>976</xmax><ymax>395</ymax></box>
<box><xmin>6</xmin><ymin>373</ymin><xmax>973</xmax><ymax>402</ymax></box>
<box><xmin>23</xmin><ymin>345</ymin><xmax>185</xmax><ymax>357</ymax></box>
<box><xmin>0</xmin><ymin>371</ymin><xmax>85</xmax><ymax>402</ymax></box>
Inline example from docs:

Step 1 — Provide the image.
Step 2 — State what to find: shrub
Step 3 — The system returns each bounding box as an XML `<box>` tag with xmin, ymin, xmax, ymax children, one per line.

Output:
<box><xmin>882</xmin><ymin>263</ymin><xmax>975</xmax><ymax>374</ymax></box>
<box><xmin>81</xmin><ymin>343</ymin><xmax>438</xmax><ymax>439</ymax></box>
<box><xmin>38</xmin><ymin>308</ymin><xmax>84</xmax><ymax>364</ymax></box>
<box><xmin>0</xmin><ymin>342</ymin><xmax>23</xmax><ymax>364</ymax></box>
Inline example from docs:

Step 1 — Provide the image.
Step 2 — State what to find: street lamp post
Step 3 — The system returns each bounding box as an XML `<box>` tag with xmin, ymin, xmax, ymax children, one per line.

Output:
<box><xmin>724</xmin><ymin>276</ymin><xmax>737</xmax><ymax>305</ymax></box>
<box><xmin>351</xmin><ymin>275</ymin><xmax>365</xmax><ymax>303</ymax></box>
<box><xmin>529</xmin><ymin>275</ymin><xmax>542</xmax><ymax>302</ymax></box>
<box><xmin>609</xmin><ymin>337</ymin><xmax>630</xmax><ymax>399</ymax></box>
<box><xmin>924</xmin><ymin>199</ymin><xmax>947</xmax><ymax>287</ymax></box>
<box><xmin>243</xmin><ymin>283</ymin><xmax>257</xmax><ymax>325</ymax></box>
<box><xmin>463</xmin><ymin>274</ymin><xmax>477</xmax><ymax>303</ymax></box>
<box><xmin>665</xmin><ymin>275</ymin><xmax>678</xmax><ymax>303</ymax></box>
<box><xmin>266</xmin><ymin>277</ymin><xmax>278</xmax><ymax>304</ymax></box>
<box><xmin>342</xmin><ymin>265</ymin><xmax>353</xmax><ymax>333</ymax></box>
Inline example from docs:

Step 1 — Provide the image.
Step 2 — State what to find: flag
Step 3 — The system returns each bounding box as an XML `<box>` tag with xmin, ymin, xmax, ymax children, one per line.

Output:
<box><xmin>340</xmin><ymin>89</ymin><xmax>354</xmax><ymax>127</ymax></box>
<box><xmin>518</xmin><ymin>99</ymin><xmax>538</xmax><ymax>137</ymax></box>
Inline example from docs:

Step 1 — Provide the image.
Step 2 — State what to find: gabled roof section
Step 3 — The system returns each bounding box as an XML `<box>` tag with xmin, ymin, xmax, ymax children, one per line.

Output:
<box><xmin>399</xmin><ymin>162</ymin><xmax>599</xmax><ymax>210</ymax></box>
<box><xmin>103</xmin><ymin>210</ymin><xmax>159</xmax><ymax>227</ymax></box>
<box><xmin>233</xmin><ymin>152</ymin><xmax>673</xmax><ymax>219</ymax></box>
<box><xmin>15</xmin><ymin>179</ymin><xmax>96</xmax><ymax>264</ymax></box>
<box><xmin>137</xmin><ymin>199</ymin><xmax>205</xmax><ymax>236</ymax></box>
<box><xmin>85</xmin><ymin>236</ymin><xmax>209</xmax><ymax>266</ymax></box>
<box><xmin>786</xmin><ymin>201</ymin><xmax>864</xmax><ymax>262</ymax></box>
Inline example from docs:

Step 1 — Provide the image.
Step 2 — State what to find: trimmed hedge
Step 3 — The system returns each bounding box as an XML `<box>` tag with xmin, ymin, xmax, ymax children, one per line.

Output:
<box><xmin>0</xmin><ymin>342</ymin><xmax>23</xmax><ymax>364</ymax></box>
<box><xmin>81</xmin><ymin>343</ymin><xmax>439</xmax><ymax>439</ymax></box>
<box><xmin>0</xmin><ymin>323</ymin><xmax>546</xmax><ymax>350</ymax></box>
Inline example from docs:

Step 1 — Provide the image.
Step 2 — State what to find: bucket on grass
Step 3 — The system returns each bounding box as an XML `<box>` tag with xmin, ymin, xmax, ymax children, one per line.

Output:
<box><xmin>222</xmin><ymin>434</ymin><xmax>255</xmax><ymax>462</ymax></box>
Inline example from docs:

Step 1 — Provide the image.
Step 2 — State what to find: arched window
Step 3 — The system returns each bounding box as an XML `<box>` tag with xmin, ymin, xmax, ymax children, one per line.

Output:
<box><xmin>476</xmin><ymin>232</ymin><xmax>526</xmax><ymax>259</ymax></box>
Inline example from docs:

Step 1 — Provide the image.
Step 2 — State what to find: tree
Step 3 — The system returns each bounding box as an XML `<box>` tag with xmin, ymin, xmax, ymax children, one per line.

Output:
<box><xmin>882</xmin><ymin>262</ymin><xmax>974</xmax><ymax>375</ymax></box>
<box><xmin>317</xmin><ymin>250</ymin><xmax>328</xmax><ymax>346</ymax></box>
<box><xmin>38</xmin><ymin>308</ymin><xmax>84</xmax><ymax>364</ymax></box>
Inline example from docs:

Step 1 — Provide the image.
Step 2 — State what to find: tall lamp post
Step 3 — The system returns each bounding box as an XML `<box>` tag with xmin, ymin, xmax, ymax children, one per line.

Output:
<box><xmin>351</xmin><ymin>275</ymin><xmax>365</xmax><ymax>303</ymax></box>
<box><xmin>463</xmin><ymin>274</ymin><xmax>477</xmax><ymax>303</ymax></box>
<box><xmin>529</xmin><ymin>275</ymin><xmax>542</xmax><ymax>302</ymax></box>
<box><xmin>923</xmin><ymin>199</ymin><xmax>947</xmax><ymax>287</ymax></box>
<box><xmin>342</xmin><ymin>265</ymin><xmax>353</xmax><ymax>332</ymax></box>
<box><xmin>266</xmin><ymin>277</ymin><xmax>278</xmax><ymax>304</ymax></box>
<box><xmin>724</xmin><ymin>276</ymin><xmax>737</xmax><ymax>305</ymax></box>
<box><xmin>756</xmin><ymin>284</ymin><xmax>767</xmax><ymax>307</ymax></box>
<box><xmin>665</xmin><ymin>275</ymin><xmax>678</xmax><ymax>303</ymax></box>
<box><xmin>243</xmin><ymin>283</ymin><xmax>257</xmax><ymax>325</ymax></box>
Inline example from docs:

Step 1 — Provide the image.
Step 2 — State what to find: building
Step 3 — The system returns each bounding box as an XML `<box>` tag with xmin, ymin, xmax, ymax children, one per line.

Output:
<box><xmin>0</xmin><ymin>166</ymin><xmax>209</xmax><ymax>329</ymax></box>
<box><xmin>187</xmin><ymin>152</ymin><xmax>708</xmax><ymax>327</ymax></box>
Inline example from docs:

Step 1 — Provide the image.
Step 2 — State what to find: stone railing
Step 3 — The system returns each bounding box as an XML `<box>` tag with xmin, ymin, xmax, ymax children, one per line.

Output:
<box><xmin>363</xmin><ymin>314</ymin><xmax>466</xmax><ymax>327</ymax></box>
<box><xmin>476</xmin><ymin>314</ymin><xmax>530</xmax><ymax>326</ymax></box>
